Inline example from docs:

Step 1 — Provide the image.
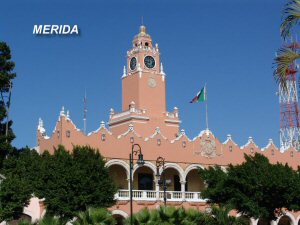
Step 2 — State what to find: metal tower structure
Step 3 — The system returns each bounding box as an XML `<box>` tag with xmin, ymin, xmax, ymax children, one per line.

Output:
<box><xmin>279</xmin><ymin>41</ymin><xmax>300</xmax><ymax>151</ymax></box>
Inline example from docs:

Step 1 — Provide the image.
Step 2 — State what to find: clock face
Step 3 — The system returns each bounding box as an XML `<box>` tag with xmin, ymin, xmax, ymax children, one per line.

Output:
<box><xmin>144</xmin><ymin>56</ymin><xmax>155</xmax><ymax>69</ymax></box>
<box><xmin>130</xmin><ymin>57</ymin><xmax>137</xmax><ymax>70</ymax></box>
<box><xmin>148</xmin><ymin>77</ymin><xmax>157</xmax><ymax>88</ymax></box>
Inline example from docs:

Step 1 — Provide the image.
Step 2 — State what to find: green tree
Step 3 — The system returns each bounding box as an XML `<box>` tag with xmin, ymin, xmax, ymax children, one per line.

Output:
<box><xmin>0</xmin><ymin>42</ymin><xmax>16</xmax><ymax>167</ymax></box>
<box><xmin>199</xmin><ymin>153</ymin><xmax>300</xmax><ymax>221</ymax></box>
<box><xmin>36</xmin><ymin>145</ymin><xmax>116</xmax><ymax>220</ymax></box>
<box><xmin>0</xmin><ymin>173</ymin><xmax>31</xmax><ymax>221</ymax></box>
<box><xmin>0</xmin><ymin>148</ymin><xmax>40</xmax><ymax>221</ymax></box>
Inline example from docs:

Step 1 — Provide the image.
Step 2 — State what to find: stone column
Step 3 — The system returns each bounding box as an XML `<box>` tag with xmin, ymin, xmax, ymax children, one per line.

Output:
<box><xmin>180</xmin><ymin>181</ymin><xmax>186</xmax><ymax>201</ymax></box>
<box><xmin>127</xmin><ymin>178</ymin><xmax>130</xmax><ymax>190</ymax></box>
<box><xmin>155</xmin><ymin>178</ymin><xmax>160</xmax><ymax>200</ymax></box>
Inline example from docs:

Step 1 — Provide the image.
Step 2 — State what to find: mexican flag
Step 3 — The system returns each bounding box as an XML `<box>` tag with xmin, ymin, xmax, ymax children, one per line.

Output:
<box><xmin>190</xmin><ymin>86</ymin><xmax>206</xmax><ymax>103</ymax></box>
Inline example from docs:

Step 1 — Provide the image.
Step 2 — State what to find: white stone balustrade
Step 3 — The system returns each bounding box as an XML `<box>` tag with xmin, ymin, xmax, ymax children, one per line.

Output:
<box><xmin>115</xmin><ymin>190</ymin><xmax>205</xmax><ymax>202</ymax></box>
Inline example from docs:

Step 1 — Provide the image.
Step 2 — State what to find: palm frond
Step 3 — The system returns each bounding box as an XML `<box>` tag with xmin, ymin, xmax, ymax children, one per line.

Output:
<box><xmin>281</xmin><ymin>0</ymin><xmax>300</xmax><ymax>39</ymax></box>
<box><xmin>273</xmin><ymin>46</ymin><xmax>300</xmax><ymax>91</ymax></box>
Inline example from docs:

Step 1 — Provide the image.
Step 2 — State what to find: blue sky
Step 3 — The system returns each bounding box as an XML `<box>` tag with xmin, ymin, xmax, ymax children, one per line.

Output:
<box><xmin>1</xmin><ymin>0</ymin><xmax>287</xmax><ymax>148</ymax></box>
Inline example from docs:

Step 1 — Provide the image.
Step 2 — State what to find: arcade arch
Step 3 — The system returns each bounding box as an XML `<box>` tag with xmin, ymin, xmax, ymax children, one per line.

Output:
<box><xmin>106</xmin><ymin>160</ymin><xmax>129</xmax><ymax>189</ymax></box>
<box><xmin>112</xmin><ymin>210</ymin><xmax>128</xmax><ymax>225</ymax></box>
<box><xmin>133</xmin><ymin>162</ymin><xmax>156</xmax><ymax>190</ymax></box>
<box><xmin>184</xmin><ymin>164</ymin><xmax>205</xmax><ymax>192</ymax></box>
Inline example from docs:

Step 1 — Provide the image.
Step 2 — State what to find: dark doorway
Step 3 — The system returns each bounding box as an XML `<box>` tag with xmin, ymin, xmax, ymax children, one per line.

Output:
<box><xmin>113</xmin><ymin>214</ymin><xmax>125</xmax><ymax>225</ymax></box>
<box><xmin>138</xmin><ymin>173</ymin><xmax>153</xmax><ymax>190</ymax></box>
<box><xmin>174</xmin><ymin>175</ymin><xmax>181</xmax><ymax>191</ymax></box>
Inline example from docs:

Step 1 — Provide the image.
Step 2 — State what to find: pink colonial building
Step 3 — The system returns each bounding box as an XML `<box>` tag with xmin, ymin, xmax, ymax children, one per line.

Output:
<box><xmin>35</xmin><ymin>26</ymin><xmax>300</xmax><ymax>225</ymax></box>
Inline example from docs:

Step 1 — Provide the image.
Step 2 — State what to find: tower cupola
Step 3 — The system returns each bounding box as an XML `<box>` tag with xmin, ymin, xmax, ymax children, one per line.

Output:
<box><xmin>133</xmin><ymin>25</ymin><xmax>153</xmax><ymax>48</ymax></box>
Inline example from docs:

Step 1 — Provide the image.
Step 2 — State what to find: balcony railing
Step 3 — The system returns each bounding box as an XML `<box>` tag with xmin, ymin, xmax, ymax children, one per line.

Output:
<box><xmin>114</xmin><ymin>189</ymin><xmax>206</xmax><ymax>202</ymax></box>
<box><xmin>110</xmin><ymin>108</ymin><xmax>146</xmax><ymax>120</ymax></box>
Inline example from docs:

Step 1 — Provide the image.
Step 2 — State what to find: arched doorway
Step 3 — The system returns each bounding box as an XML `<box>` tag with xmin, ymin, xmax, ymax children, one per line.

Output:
<box><xmin>133</xmin><ymin>166</ymin><xmax>154</xmax><ymax>190</ymax></box>
<box><xmin>185</xmin><ymin>169</ymin><xmax>205</xmax><ymax>192</ymax></box>
<box><xmin>113</xmin><ymin>214</ymin><xmax>125</xmax><ymax>225</ymax></box>
<box><xmin>108</xmin><ymin>164</ymin><xmax>128</xmax><ymax>189</ymax></box>
<box><xmin>112</xmin><ymin>210</ymin><xmax>128</xmax><ymax>225</ymax></box>
<box><xmin>257</xmin><ymin>218</ymin><xmax>269</xmax><ymax>225</ymax></box>
<box><xmin>278</xmin><ymin>215</ymin><xmax>292</xmax><ymax>225</ymax></box>
<box><xmin>161</xmin><ymin>167</ymin><xmax>182</xmax><ymax>191</ymax></box>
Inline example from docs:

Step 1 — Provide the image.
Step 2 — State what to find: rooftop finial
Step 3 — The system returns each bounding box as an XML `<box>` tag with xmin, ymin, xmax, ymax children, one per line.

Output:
<box><xmin>38</xmin><ymin>117</ymin><xmax>46</xmax><ymax>134</ymax></box>
<box><xmin>122</xmin><ymin>66</ymin><xmax>127</xmax><ymax>78</ymax></box>
<box><xmin>38</xmin><ymin>118</ymin><xmax>43</xmax><ymax>128</ymax></box>
<box><xmin>100</xmin><ymin>121</ymin><xmax>105</xmax><ymax>128</ymax></box>
<box><xmin>160</xmin><ymin>63</ymin><xmax>165</xmax><ymax>75</ymax></box>
<box><xmin>140</xmin><ymin>25</ymin><xmax>146</xmax><ymax>34</ymax></box>
<box><xmin>60</xmin><ymin>106</ymin><xmax>65</xmax><ymax>116</ymax></box>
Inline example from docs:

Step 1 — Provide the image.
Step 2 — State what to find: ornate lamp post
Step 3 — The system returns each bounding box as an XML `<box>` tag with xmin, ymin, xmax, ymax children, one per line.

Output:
<box><xmin>129</xmin><ymin>144</ymin><xmax>144</xmax><ymax>225</ymax></box>
<box><xmin>155</xmin><ymin>156</ymin><xmax>167</xmax><ymax>206</ymax></box>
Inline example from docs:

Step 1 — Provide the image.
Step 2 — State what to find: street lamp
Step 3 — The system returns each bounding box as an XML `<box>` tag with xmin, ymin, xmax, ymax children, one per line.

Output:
<box><xmin>155</xmin><ymin>156</ymin><xmax>168</xmax><ymax>206</ymax></box>
<box><xmin>129</xmin><ymin>144</ymin><xmax>144</xmax><ymax>225</ymax></box>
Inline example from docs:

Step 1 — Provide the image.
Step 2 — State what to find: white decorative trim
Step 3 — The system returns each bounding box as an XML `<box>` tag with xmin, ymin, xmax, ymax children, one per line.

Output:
<box><xmin>261</xmin><ymin>138</ymin><xmax>278</xmax><ymax>151</ymax></box>
<box><xmin>170</xmin><ymin>129</ymin><xmax>191</xmax><ymax>143</ymax></box>
<box><xmin>164</xmin><ymin>119</ymin><xmax>181</xmax><ymax>124</ymax></box>
<box><xmin>165</xmin><ymin>124</ymin><xmax>180</xmax><ymax>127</ymax></box>
<box><xmin>117</xmin><ymin>124</ymin><xmax>141</xmax><ymax>139</ymax></box>
<box><xmin>145</xmin><ymin>127</ymin><xmax>167</xmax><ymax>141</ymax></box>
<box><xmin>87</xmin><ymin>121</ymin><xmax>112</xmax><ymax>136</ymax></box>
<box><xmin>241</xmin><ymin>136</ymin><xmax>259</xmax><ymax>149</ymax></box>
<box><xmin>222</xmin><ymin>134</ymin><xmax>238</xmax><ymax>146</ymax></box>
<box><xmin>109</xmin><ymin>120</ymin><xmax>147</xmax><ymax>128</ymax></box>
<box><xmin>192</xmin><ymin>129</ymin><xmax>215</xmax><ymax>141</ymax></box>
<box><xmin>109</xmin><ymin>116</ymin><xmax>150</xmax><ymax>126</ymax></box>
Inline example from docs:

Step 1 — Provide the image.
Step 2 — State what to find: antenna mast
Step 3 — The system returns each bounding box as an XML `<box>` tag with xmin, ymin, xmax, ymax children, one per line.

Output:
<box><xmin>279</xmin><ymin>39</ymin><xmax>300</xmax><ymax>151</ymax></box>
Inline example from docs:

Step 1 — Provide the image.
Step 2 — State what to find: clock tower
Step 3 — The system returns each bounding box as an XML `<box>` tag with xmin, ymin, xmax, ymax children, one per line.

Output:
<box><xmin>109</xmin><ymin>25</ymin><xmax>180</xmax><ymax>139</ymax></box>
<box><xmin>122</xmin><ymin>25</ymin><xmax>166</xmax><ymax>113</ymax></box>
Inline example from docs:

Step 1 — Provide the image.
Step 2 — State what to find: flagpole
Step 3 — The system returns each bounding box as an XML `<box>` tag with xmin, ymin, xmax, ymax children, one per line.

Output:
<box><xmin>205</xmin><ymin>84</ymin><xmax>208</xmax><ymax>130</ymax></box>
<box><xmin>83</xmin><ymin>89</ymin><xmax>87</xmax><ymax>135</ymax></box>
